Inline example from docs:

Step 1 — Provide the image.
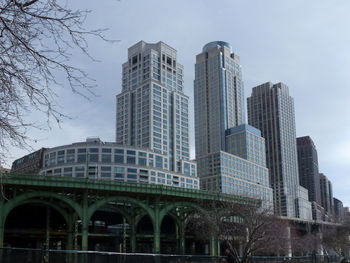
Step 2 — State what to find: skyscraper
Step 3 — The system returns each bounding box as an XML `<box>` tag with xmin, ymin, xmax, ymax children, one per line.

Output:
<box><xmin>117</xmin><ymin>41</ymin><xmax>193</xmax><ymax>173</ymax></box>
<box><xmin>194</xmin><ymin>41</ymin><xmax>272</xmax><ymax>207</ymax></box>
<box><xmin>333</xmin><ymin>197</ymin><xmax>344</xmax><ymax>222</ymax></box>
<box><xmin>247</xmin><ymin>82</ymin><xmax>310</xmax><ymax>218</ymax></box>
<box><xmin>297</xmin><ymin>136</ymin><xmax>321</xmax><ymax>204</ymax></box>
<box><xmin>319</xmin><ymin>173</ymin><xmax>334</xmax><ymax>220</ymax></box>
<box><xmin>297</xmin><ymin>136</ymin><xmax>323</xmax><ymax>220</ymax></box>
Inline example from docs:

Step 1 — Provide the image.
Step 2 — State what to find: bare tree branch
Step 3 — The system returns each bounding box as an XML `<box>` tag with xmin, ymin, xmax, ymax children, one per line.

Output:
<box><xmin>0</xmin><ymin>0</ymin><xmax>116</xmax><ymax>165</ymax></box>
<box><xmin>189</xmin><ymin>198</ymin><xmax>292</xmax><ymax>262</ymax></box>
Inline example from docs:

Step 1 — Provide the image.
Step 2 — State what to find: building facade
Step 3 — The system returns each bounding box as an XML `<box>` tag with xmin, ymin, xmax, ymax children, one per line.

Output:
<box><xmin>296</xmin><ymin>136</ymin><xmax>321</xmax><ymax>204</ymax></box>
<box><xmin>247</xmin><ymin>82</ymin><xmax>305</xmax><ymax>218</ymax></box>
<box><xmin>319</xmin><ymin>173</ymin><xmax>333</xmax><ymax>220</ymax></box>
<box><xmin>194</xmin><ymin>41</ymin><xmax>273</xmax><ymax>207</ymax></box>
<box><xmin>333</xmin><ymin>197</ymin><xmax>344</xmax><ymax>223</ymax></box>
<box><xmin>116</xmin><ymin>41</ymin><xmax>190</xmax><ymax>173</ymax></box>
<box><xmin>12</xmin><ymin>41</ymin><xmax>199</xmax><ymax>190</ymax></box>
<box><xmin>295</xmin><ymin>186</ymin><xmax>312</xmax><ymax>220</ymax></box>
<box><xmin>39</xmin><ymin>138</ymin><xmax>198</xmax><ymax>189</ymax></box>
<box><xmin>296</xmin><ymin>136</ymin><xmax>322</xmax><ymax>220</ymax></box>
<box><xmin>11</xmin><ymin>148</ymin><xmax>46</xmax><ymax>174</ymax></box>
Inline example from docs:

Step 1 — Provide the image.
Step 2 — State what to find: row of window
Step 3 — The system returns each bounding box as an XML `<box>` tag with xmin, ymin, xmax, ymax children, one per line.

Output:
<box><xmin>41</xmin><ymin>165</ymin><xmax>199</xmax><ymax>189</ymax></box>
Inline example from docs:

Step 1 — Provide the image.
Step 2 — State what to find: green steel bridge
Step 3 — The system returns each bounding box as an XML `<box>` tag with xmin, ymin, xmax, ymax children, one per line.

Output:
<box><xmin>0</xmin><ymin>173</ymin><xmax>257</xmax><ymax>256</ymax></box>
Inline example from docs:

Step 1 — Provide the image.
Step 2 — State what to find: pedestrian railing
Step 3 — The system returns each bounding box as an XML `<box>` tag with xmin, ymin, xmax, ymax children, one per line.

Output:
<box><xmin>0</xmin><ymin>247</ymin><xmax>342</xmax><ymax>263</ymax></box>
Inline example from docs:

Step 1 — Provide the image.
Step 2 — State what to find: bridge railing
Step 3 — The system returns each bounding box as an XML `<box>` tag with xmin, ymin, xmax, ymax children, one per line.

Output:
<box><xmin>0</xmin><ymin>172</ymin><xmax>259</xmax><ymax>205</ymax></box>
<box><xmin>0</xmin><ymin>247</ymin><xmax>342</xmax><ymax>263</ymax></box>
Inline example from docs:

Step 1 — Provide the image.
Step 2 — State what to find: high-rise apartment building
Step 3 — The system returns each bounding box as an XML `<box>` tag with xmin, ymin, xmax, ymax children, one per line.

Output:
<box><xmin>333</xmin><ymin>197</ymin><xmax>344</xmax><ymax>222</ymax></box>
<box><xmin>116</xmin><ymin>41</ymin><xmax>193</xmax><ymax>173</ymax></box>
<box><xmin>10</xmin><ymin>41</ymin><xmax>199</xmax><ymax>190</ymax></box>
<box><xmin>296</xmin><ymin>136</ymin><xmax>321</xmax><ymax>204</ymax></box>
<box><xmin>194</xmin><ymin>41</ymin><xmax>273</xmax><ymax>207</ymax></box>
<box><xmin>328</xmin><ymin>180</ymin><xmax>334</xmax><ymax>215</ymax></box>
<box><xmin>115</xmin><ymin>41</ymin><xmax>197</xmax><ymax>186</ymax></box>
<box><xmin>296</xmin><ymin>136</ymin><xmax>323</xmax><ymax>220</ymax></box>
<box><xmin>319</xmin><ymin>173</ymin><xmax>334</xmax><ymax>220</ymax></box>
<box><xmin>247</xmin><ymin>82</ymin><xmax>310</xmax><ymax>218</ymax></box>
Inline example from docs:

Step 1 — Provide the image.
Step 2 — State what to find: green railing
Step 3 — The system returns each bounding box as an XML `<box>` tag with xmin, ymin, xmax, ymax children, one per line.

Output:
<box><xmin>0</xmin><ymin>173</ymin><xmax>259</xmax><ymax>205</ymax></box>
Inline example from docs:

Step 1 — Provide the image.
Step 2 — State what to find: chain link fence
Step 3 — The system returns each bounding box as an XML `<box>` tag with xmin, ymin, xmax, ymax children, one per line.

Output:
<box><xmin>0</xmin><ymin>247</ymin><xmax>341</xmax><ymax>263</ymax></box>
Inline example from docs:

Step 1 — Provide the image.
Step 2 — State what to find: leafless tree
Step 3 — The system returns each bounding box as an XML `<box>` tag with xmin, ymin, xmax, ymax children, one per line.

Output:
<box><xmin>0</xmin><ymin>0</ymin><xmax>114</xmax><ymax>165</ymax></box>
<box><xmin>189</xmin><ymin>199</ymin><xmax>291</xmax><ymax>263</ymax></box>
<box><xmin>291</xmin><ymin>229</ymin><xmax>320</xmax><ymax>256</ymax></box>
<box><xmin>322</xmin><ymin>223</ymin><xmax>350</xmax><ymax>256</ymax></box>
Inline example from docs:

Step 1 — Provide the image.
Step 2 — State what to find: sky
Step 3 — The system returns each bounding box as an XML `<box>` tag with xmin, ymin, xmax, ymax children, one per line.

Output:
<box><xmin>6</xmin><ymin>0</ymin><xmax>350</xmax><ymax>206</ymax></box>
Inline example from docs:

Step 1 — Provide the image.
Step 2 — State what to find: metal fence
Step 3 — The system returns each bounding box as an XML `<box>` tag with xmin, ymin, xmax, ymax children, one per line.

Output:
<box><xmin>0</xmin><ymin>247</ymin><xmax>342</xmax><ymax>263</ymax></box>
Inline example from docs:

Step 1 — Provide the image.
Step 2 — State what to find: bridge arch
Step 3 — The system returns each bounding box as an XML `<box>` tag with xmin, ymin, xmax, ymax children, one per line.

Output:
<box><xmin>88</xmin><ymin>196</ymin><xmax>154</xmax><ymax>221</ymax></box>
<box><xmin>3</xmin><ymin>191</ymin><xmax>83</xmax><ymax>221</ymax></box>
<box><xmin>159</xmin><ymin>201</ymin><xmax>206</xmax><ymax>222</ymax></box>
<box><xmin>16</xmin><ymin>199</ymin><xmax>70</xmax><ymax>224</ymax></box>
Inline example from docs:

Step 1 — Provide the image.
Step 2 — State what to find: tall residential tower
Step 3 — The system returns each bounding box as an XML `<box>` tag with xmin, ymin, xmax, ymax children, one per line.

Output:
<box><xmin>116</xmin><ymin>41</ymin><xmax>197</xmax><ymax>185</ymax></box>
<box><xmin>297</xmin><ymin>136</ymin><xmax>323</xmax><ymax>220</ymax></box>
<box><xmin>117</xmin><ymin>41</ymin><xmax>193</xmax><ymax>173</ymax></box>
<box><xmin>194</xmin><ymin>41</ymin><xmax>273</xmax><ymax>207</ymax></box>
<box><xmin>247</xmin><ymin>82</ymin><xmax>311</xmax><ymax>218</ymax></box>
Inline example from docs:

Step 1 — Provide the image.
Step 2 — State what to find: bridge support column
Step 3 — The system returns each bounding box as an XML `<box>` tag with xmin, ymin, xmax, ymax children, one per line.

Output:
<box><xmin>0</xmin><ymin>198</ymin><xmax>5</xmax><ymax>248</ymax></box>
<box><xmin>131</xmin><ymin>227</ymin><xmax>136</xmax><ymax>253</ymax></box>
<box><xmin>153</xmin><ymin>203</ymin><xmax>161</xmax><ymax>254</ymax></box>
<box><xmin>66</xmin><ymin>215</ymin><xmax>74</xmax><ymax>263</ymax></box>
<box><xmin>0</xmin><ymin>225</ymin><xmax>3</xmax><ymax>248</ymax></box>
<box><xmin>286</xmin><ymin>225</ymin><xmax>292</xmax><ymax>257</ymax></box>
<box><xmin>179</xmin><ymin>223</ymin><xmax>185</xmax><ymax>255</ymax></box>
<box><xmin>81</xmin><ymin>191</ymin><xmax>89</xmax><ymax>251</ymax></box>
<box><xmin>67</xmin><ymin>215</ymin><xmax>74</xmax><ymax>250</ymax></box>
<box><xmin>217</xmin><ymin>239</ymin><xmax>221</xmax><ymax>256</ymax></box>
<box><xmin>210</xmin><ymin>235</ymin><xmax>217</xmax><ymax>256</ymax></box>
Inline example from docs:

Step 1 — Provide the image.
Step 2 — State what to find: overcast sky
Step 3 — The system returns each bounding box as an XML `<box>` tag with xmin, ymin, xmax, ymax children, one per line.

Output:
<box><xmin>6</xmin><ymin>0</ymin><xmax>350</xmax><ymax>207</ymax></box>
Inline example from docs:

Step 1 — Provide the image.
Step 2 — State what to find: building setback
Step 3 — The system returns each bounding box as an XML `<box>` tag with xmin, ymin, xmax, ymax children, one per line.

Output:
<box><xmin>194</xmin><ymin>41</ymin><xmax>273</xmax><ymax>207</ymax></box>
<box><xmin>247</xmin><ymin>82</ymin><xmax>310</xmax><ymax>218</ymax></box>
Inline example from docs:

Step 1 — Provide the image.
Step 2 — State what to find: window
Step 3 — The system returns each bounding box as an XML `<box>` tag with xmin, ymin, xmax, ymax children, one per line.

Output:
<box><xmin>115</xmin><ymin>155</ymin><xmax>124</xmax><ymax>164</ymax></box>
<box><xmin>57</xmin><ymin>155</ymin><xmax>64</xmax><ymax>164</ymax></box>
<box><xmin>156</xmin><ymin>156</ymin><xmax>163</xmax><ymax>168</ymax></box>
<box><xmin>89</xmin><ymin>154</ymin><xmax>98</xmax><ymax>162</ymax></box>
<box><xmin>67</xmin><ymin>154</ymin><xmax>75</xmax><ymax>163</ymax></box>
<box><xmin>63</xmin><ymin>167</ymin><xmax>72</xmax><ymax>177</ymax></box>
<box><xmin>101</xmin><ymin>166</ymin><xmax>111</xmax><ymax>178</ymax></box>
<box><xmin>89</xmin><ymin>148</ymin><xmax>99</xmax><ymax>153</ymax></box>
<box><xmin>75</xmin><ymin>166</ymin><xmax>85</xmax><ymax>177</ymax></box>
<box><xmin>115</xmin><ymin>149</ymin><xmax>124</xmax><ymax>154</ymax></box>
<box><xmin>77</xmin><ymin>154</ymin><xmax>86</xmax><ymax>163</ymax></box>
<box><xmin>127</xmin><ymin>156</ymin><xmax>136</xmax><ymax>164</ymax></box>
<box><xmin>138</xmin><ymin>158</ymin><xmax>147</xmax><ymax>166</ymax></box>
<box><xmin>102</xmin><ymin>154</ymin><xmax>111</xmax><ymax>163</ymax></box>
